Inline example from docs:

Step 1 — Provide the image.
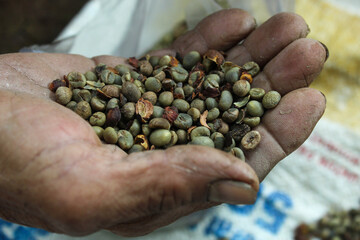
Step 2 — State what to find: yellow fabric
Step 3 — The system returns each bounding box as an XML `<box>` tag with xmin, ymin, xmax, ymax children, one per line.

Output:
<box><xmin>296</xmin><ymin>0</ymin><xmax>360</xmax><ymax>134</ymax></box>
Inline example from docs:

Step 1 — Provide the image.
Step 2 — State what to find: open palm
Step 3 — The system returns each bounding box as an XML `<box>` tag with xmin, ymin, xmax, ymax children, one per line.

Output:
<box><xmin>0</xmin><ymin>9</ymin><xmax>326</xmax><ymax>237</ymax></box>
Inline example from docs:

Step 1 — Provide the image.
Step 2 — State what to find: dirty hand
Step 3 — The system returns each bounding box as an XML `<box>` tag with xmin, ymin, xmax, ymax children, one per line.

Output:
<box><xmin>0</xmin><ymin>9</ymin><xmax>326</xmax><ymax>237</ymax></box>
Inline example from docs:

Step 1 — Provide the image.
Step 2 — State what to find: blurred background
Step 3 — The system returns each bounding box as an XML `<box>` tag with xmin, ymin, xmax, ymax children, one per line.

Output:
<box><xmin>0</xmin><ymin>0</ymin><xmax>359</xmax><ymax>239</ymax></box>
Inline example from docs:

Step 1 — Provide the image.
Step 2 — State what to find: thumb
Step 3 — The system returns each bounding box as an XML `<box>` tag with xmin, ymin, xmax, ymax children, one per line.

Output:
<box><xmin>101</xmin><ymin>145</ymin><xmax>259</xmax><ymax>235</ymax></box>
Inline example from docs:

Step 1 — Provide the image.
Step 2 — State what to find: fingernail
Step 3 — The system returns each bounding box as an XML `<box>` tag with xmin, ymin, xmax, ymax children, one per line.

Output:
<box><xmin>208</xmin><ymin>180</ymin><xmax>257</xmax><ymax>205</ymax></box>
<box><xmin>319</xmin><ymin>41</ymin><xmax>329</xmax><ymax>62</ymax></box>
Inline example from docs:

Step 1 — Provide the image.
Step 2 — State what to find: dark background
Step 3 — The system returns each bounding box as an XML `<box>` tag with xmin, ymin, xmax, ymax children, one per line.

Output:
<box><xmin>0</xmin><ymin>0</ymin><xmax>88</xmax><ymax>54</ymax></box>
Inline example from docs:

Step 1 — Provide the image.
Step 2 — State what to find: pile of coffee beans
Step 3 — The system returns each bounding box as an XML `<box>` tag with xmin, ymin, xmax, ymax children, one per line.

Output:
<box><xmin>295</xmin><ymin>208</ymin><xmax>360</xmax><ymax>240</ymax></box>
<box><xmin>49</xmin><ymin>50</ymin><xmax>281</xmax><ymax>160</ymax></box>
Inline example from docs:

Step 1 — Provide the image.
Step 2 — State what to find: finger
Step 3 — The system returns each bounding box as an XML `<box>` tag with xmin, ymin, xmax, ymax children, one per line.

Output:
<box><xmin>171</xmin><ymin>9</ymin><xmax>256</xmax><ymax>57</ymax></box>
<box><xmin>252</xmin><ymin>38</ymin><xmax>328</xmax><ymax>95</ymax></box>
<box><xmin>246</xmin><ymin>88</ymin><xmax>326</xmax><ymax>181</ymax></box>
<box><xmin>96</xmin><ymin>146</ymin><xmax>259</xmax><ymax>234</ymax></box>
<box><xmin>91</xmin><ymin>55</ymin><xmax>128</xmax><ymax>67</ymax></box>
<box><xmin>226</xmin><ymin>12</ymin><xmax>310</xmax><ymax>66</ymax></box>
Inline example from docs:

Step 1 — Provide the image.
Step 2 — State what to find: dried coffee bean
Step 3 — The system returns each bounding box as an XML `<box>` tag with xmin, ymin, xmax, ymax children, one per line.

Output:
<box><xmin>249</xmin><ymin>88</ymin><xmax>266</xmax><ymax>100</ymax></box>
<box><xmin>67</xmin><ymin>72</ymin><xmax>86</xmax><ymax>88</ymax></box>
<box><xmin>243</xmin><ymin>117</ymin><xmax>260</xmax><ymax>128</ymax></box>
<box><xmin>85</xmin><ymin>71</ymin><xmax>97</xmax><ymax>81</ymax></box>
<box><xmin>152</xmin><ymin>106</ymin><xmax>164</xmax><ymax>118</ymax></box>
<box><xmin>118</xmin><ymin>130</ymin><xmax>134</xmax><ymax>150</ymax></box>
<box><xmin>66</xmin><ymin>101</ymin><xmax>77</xmax><ymax>111</ymax></box>
<box><xmin>222</xmin><ymin>108</ymin><xmax>239</xmax><ymax>123</ymax></box>
<box><xmin>121</xmin><ymin>102</ymin><xmax>135</xmax><ymax>119</ymax></box>
<box><xmin>190</xmin><ymin>98</ymin><xmax>206</xmax><ymax>113</ymax></box>
<box><xmin>105</xmin><ymin>107</ymin><xmax>121</xmax><ymax>127</ymax></box>
<box><xmin>149</xmin><ymin>56</ymin><xmax>160</xmax><ymax>67</ymax></box>
<box><xmin>142</xmin><ymin>91</ymin><xmax>157</xmax><ymax>105</ymax></box>
<box><xmin>242</xmin><ymin>61</ymin><xmax>260</xmax><ymax>77</ymax></box>
<box><xmin>173</xmin><ymin>113</ymin><xmax>193</xmax><ymax>130</ymax></box>
<box><xmin>159</xmin><ymin>55</ymin><xmax>171</xmax><ymax>67</ymax></box>
<box><xmin>149</xmin><ymin>129</ymin><xmax>172</xmax><ymax>147</ymax></box>
<box><xmin>122</xmin><ymin>81</ymin><xmax>141</xmax><ymax>102</ymax></box>
<box><xmin>90</xmin><ymin>96</ymin><xmax>106</xmax><ymax>112</ymax></box>
<box><xmin>75</xmin><ymin>101</ymin><xmax>92</xmax><ymax>119</ymax></box>
<box><xmin>102</xmin><ymin>85</ymin><xmax>120</xmax><ymax>98</ymax></box>
<box><xmin>176</xmin><ymin>129</ymin><xmax>188</xmax><ymax>144</ymax></box>
<box><xmin>241</xmin><ymin>130</ymin><xmax>261</xmax><ymax>150</ymax></box>
<box><xmin>89</xmin><ymin>112</ymin><xmax>106</xmax><ymax>127</ymax></box>
<box><xmin>149</xmin><ymin>118</ymin><xmax>171</xmax><ymax>130</ymax></box>
<box><xmin>187</xmin><ymin>107</ymin><xmax>201</xmax><ymax>122</ymax></box>
<box><xmin>164</xmin><ymin>130</ymin><xmax>178</xmax><ymax>148</ymax></box>
<box><xmin>230</xmin><ymin>147</ymin><xmax>245</xmax><ymax>161</ymax></box>
<box><xmin>225</xmin><ymin>67</ymin><xmax>240</xmax><ymax>84</ymax></box>
<box><xmin>161</xmin><ymin>79</ymin><xmax>176</xmax><ymax>92</ymax></box>
<box><xmin>139</xmin><ymin>60</ymin><xmax>153</xmax><ymax>76</ymax></box>
<box><xmin>92</xmin><ymin>126</ymin><xmax>104</xmax><ymax>139</ymax></box>
<box><xmin>129</xmin><ymin>119</ymin><xmax>141</xmax><ymax>137</ymax></box>
<box><xmin>207</xmin><ymin>108</ymin><xmax>220</xmax><ymax>122</ymax></box>
<box><xmin>213</xmin><ymin>119</ymin><xmax>229</xmax><ymax>135</ymax></box>
<box><xmin>172</xmin><ymin>99</ymin><xmax>190</xmax><ymax>113</ymax></box>
<box><xmin>229</xmin><ymin>123</ymin><xmax>251</xmax><ymax>142</ymax></box>
<box><xmin>183</xmin><ymin>84</ymin><xmax>194</xmax><ymax>97</ymax></box>
<box><xmin>100</xmin><ymin>69</ymin><xmax>116</xmax><ymax>85</ymax></box>
<box><xmin>233</xmin><ymin>80</ymin><xmax>250</xmax><ymax>97</ymax></box>
<box><xmin>204</xmin><ymin>75</ymin><xmax>220</xmax><ymax>89</ymax></box>
<box><xmin>183</xmin><ymin>51</ymin><xmax>201</xmax><ymax>70</ymax></box>
<box><xmin>55</xmin><ymin>87</ymin><xmax>72</xmax><ymax>105</ymax></box>
<box><xmin>211</xmin><ymin>132</ymin><xmax>225</xmax><ymax>149</ymax></box>
<box><xmin>219</xmin><ymin>90</ymin><xmax>233</xmax><ymax>111</ymax></box>
<box><xmin>158</xmin><ymin>91</ymin><xmax>174</xmax><ymax>107</ymax></box>
<box><xmin>190</xmin><ymin>126</ymin><xmax>211</xmax><ymax>140</ymax></box>
<box><xmin>246</xmin><ymin>100</ymin><xmax>264</xmax><ymax>117</ymax></box>
<box><xmin>262</xmin><ymin>91</ymin><xmax>281</xmax><ymax>109</ymax></box>
<box><xmin>170</xmin><ymin>66</ymin><xmax>188</xmax><ymax>82</ymax></box>
<box><xmin>189</xmin><ymin>136</ymin><xmax>214</xmax><ymax>147</ymax></box>
<box><xmin>114</xmin><ymin>64</ymin><xmax>130</xmax><ymax>76</ymax></box>
<box><xmin>103</xmin><ymin>127</ymin><xmax>118</xmax><ymax>144</ymax></box>
<box><xmin>134</xmin><ymin>80</ymin><xmax>146</xmax><ymax>94</ymax></box>
<box><xmin>174</xmin><ymin>88</ymin><xmax>185</xmax><ymax>100</ymax></box>
<box><xmin>106</xmin><ymin>98</ymin><xmax>120</xmax><ymax>111</ymax></box>
<box><xmin>141</xmin><ymin>124</ymin><xmax>151</xmax><ymax>137</ymax></box>
<box><xmin>205</xmin><ymin>97</ymin><xmax>218</xmax><ymax>110</ymax></box>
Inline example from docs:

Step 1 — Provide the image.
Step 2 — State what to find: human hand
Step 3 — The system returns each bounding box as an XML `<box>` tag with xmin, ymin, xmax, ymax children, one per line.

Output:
<box><xmin>0</xmin><ymin>9</ymin><xmax>327</xmax><ymax>237</ymax></box>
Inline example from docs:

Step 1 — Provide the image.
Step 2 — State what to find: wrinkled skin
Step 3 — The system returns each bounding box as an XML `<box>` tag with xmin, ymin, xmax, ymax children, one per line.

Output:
<box><xmin>0</xmin><ymin>9</ymin><xmax>327</xmax><ymax>237</ymax></box>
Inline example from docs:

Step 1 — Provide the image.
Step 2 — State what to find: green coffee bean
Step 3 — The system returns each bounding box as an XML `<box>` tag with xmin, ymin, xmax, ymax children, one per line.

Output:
<box><xmin>211</xmin><ymin>132</ymin><xmax>225</xmax><ymax>149</ymax></box>
<box><xmin>158</xmin><ymin>91</ymin><xmax>174</xmax><ymax>107</ymax></box>
<box><xmin>219</xmin><ymin>90</ymin><xmax>233</xmax><ymax>111</ymax></box>
<box><xmin>75</xmin><ymin>101</ymin><xmax>92</xmax><ymax>119</ymax></box>
<box><xmin>149</xmin><ymin>118</ymin><xmax>171</xmax><ymax>130</ymax></box>
<box><xmin>172</xmin><ymin>99</ymin><xmax>190</xmax><ymax>113</ymax></box>
<box><xmin>115</xmin><ymin>64</ymin><xmax>130</xmax><ymax>76</ymax></box>
<box><xmin>224</xmin><ymin>67</ymin><xmax>240</xmax><ymax>84</ymax></box>
<box><xmin>242</xmin><ymin>61</ymin><xmax>260</xmax><ymax>76</ymax></box>
<box><xmin>103</xmin><ymin>127</ymin><xmax>118</xmax><ymax>144</ymax></box>
<box><xmin>190</xmin><ymin>98</ymin><xmax>206</xmax><ymax>113</ymax></box>
<box><xmin>85</xmin><ymin>71</ymin><xmax>97</xmax><ymax>81</ymax></box>
<box><xmin>246</xmin><ymin>100</ymin><xmax>264</xmax><ymax>117</ymax></box>
<box><xmin>149</xmin><ymin>129</ymin><xmax>172</xmax><ymax>147</ymax></box>
<box><xmin>262</xmin><ymin>91</ymin><xmax>281</xmax><ymax>109</ymax></box>
<box><xmin>128</xmin><ymin>144</ymin><xmax>144</xmax><ymax>153</ymax></box>
<box><xmin>187</xmin><ymin>107</ymin><xmax>201</xmax><ymax>122</ymax></box>
<box><xmin>205</xmin><ymin>97</ymin><xmax>218</xmax><ymax>110</ymax></box>
<box><xmin>230</xmin><ymin>147</ymin><xmax>245</xmax><ymax>161</ymax></box>
<box><xmin>183</xmin><ymin>51</ymin><xmax>201</xmax><ymax>70</ymax></box>
<box><xmin>243</xmin><ymin>117</ymin><xmax>260</xmax><ymax>128</ymax></box>
<box><xmin>190</xmin><ymin>126</ymin><xmax>211</xmax><ymax>140</ymax></box>
<box><xmin>121</xmin><ymin>102</ymin><xmax>136</xmax><ymax>119</ymax></box>
<box><xmin>176</xmin><ymin>129</ymin><xmax>188</xmax><ymax>144</ymax></box>
<box><xmin>118</xmin><ymin>130</ymin><xmax>134</xmax><ymax>150</ymax></box>
<box><xmin>173</xmin><ymin>113</ymin><xmax>193</xmax><ymax>130</ymax></box>
<box><xmin>233</xmin><ymin>80</ymin><xmax>250</xmax><ymax>97</ymax></box>
<box><xmin>171</xmin><ymin>66</ymin><xmax>188</xmax><ymax>82</ymax></box>
<box><xmin>92</xmin><ymin>126</ymin><xmax>104</xmax><ymax>140</ymax></box>
<box><xmin>89</xmin><ymin>112</ymin><xmax>106</xmax><ymax>126</ymax></box>
<box><xmin>67</xmin><ymin>72</ymin><xmax>86</xmax><ymax>88</ymax></box>
<box><xmin>222</xmin><ymin>108</ymin><xmax>239</xmax><ymax>123</ymax></box>
<box><xmin>189</xmin><ymin>136</ymin><xmax>214</xmax><ymax>148</ymax></box>
<box><xmin>55</xmin><ymin>87</ymin><xmax>72</xmax><ymax>105</ymax></box>
<box><xmin>249</xmin><ymin>88</ymin><xmax>266</xmax><ymax>100</ymax></box>
<box><xmin>207</xmin><ymin>108</ymin><xmax>220</xmax><ymax>122</ymax></box>
<box><xmin>164</xmin><ymin>130</ymin><xmax>178</xmax><ymax>148</ymax></box>
<box><xmin>90</xmin><ymin>96</ymin><xmax>106</xmax><ymax>112</ymax></box>
<box><xmin>141</xmin><ymin>124</ymin><xmax>151</xmax><ymax>137</ymax></box>
<box><xmin>145</xmin><ymin>77</ymin><xmax>162</xmax><ymax>93</ymax></box>
<box><xmin>122</xmin><ymin>81</ymin><xmax>141</xmax><ymax>102</ymax></box>
<box><xmin>152</xmin><ymin>106</ymin><xmax>164</xmax><ymax>118</ymax></box>
<box><xmin>129</xmin><ymin>119</ymin><xmax>141</xmax><ymax>137</ymax></box>
<box><xmin>66</xmin><ymin>101</ymin><xmax>77</xmax><ymax>111</ymax></box>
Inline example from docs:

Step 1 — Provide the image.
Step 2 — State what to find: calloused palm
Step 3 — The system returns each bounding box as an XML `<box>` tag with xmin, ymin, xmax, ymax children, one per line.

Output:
<box><xmin>0</xmin><ymin>9</ymin><xmax>326</xmax><ymax>237</ymax></box>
